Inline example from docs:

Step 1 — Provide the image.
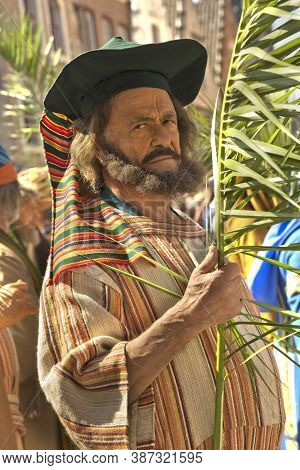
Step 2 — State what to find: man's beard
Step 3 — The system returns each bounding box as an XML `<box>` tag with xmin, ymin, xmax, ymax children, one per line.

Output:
<box><xmin>98</xmin><ymin>142</ymin><xmax>205</xmax><ymax>198</ymax></box>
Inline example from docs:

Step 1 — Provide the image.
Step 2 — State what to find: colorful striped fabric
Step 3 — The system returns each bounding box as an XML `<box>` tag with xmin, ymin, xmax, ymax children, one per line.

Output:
<box><xmin>40</xmin><ymin>112</ymin><xmax>149</xmax><ymax>283</ymax></box>
<box><xmin>38</xmin><ymin>213</ymin><xmax>285</xmax><ymax>449</ymax></box>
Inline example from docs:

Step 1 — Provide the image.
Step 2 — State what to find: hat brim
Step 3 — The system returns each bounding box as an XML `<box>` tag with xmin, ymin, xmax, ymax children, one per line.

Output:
<box><xmin>44</xmin><ymin>39</ymin><xmax>207</xmax><ymax>120</ymax></box>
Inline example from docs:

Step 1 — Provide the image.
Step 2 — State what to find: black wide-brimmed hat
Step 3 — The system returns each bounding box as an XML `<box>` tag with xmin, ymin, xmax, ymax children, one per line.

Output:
<box><xmin>44</xmin><ymin>36</ymin><xmax>207</xmax><ymax>120</ymax></box>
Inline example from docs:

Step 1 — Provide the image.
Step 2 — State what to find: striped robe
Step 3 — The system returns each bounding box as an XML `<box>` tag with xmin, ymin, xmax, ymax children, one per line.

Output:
<box><xmin>38</xmin><ymin>111</ymin><xmax>285</xmax><ymax>449</ymax></box>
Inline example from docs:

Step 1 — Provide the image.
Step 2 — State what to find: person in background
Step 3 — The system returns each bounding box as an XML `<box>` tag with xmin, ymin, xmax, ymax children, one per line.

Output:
<box><xmin>0</xmin><ymin>280</ymin><xmax>37</xmax><ymax>450</ymax></box>
<box><xmin>17</xmin><ymin>167</ymin><xmax>52</xmax><ymax>236</ymax></box>
<box><xmin>0</xmin><ymin>144</ymin><xmax>38</xmax><ymax>449</ymax></box>
<box><xmin>248</xmin><ymin>219</ymin><xmax>300</xmax><ymax>450</ymax></box>
<box><xmin>16</xmin><ymin>167</ymin><xmax>52</xmax><ymax>276</ymax></box>
<box><xmin>0</xmin><ymin>145</ymin><xmax>60</xmax><ymax>450</ymax></box>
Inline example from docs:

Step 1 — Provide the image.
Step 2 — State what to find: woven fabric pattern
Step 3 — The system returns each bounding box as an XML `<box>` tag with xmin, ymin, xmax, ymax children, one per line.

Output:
<box><xmin>40</xmin><ymin>112</ymin><xmax>149</xmax><ymax>283</ymax></box>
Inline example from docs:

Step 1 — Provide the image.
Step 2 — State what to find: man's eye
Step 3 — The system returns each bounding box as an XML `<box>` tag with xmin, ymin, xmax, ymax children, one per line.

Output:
<box><xmin>134</xmin><ymin>123</ymin><xmax>146</xmax><ymax>130</ymax></box>
<box><xmin>164</xmin><ymin>119</ymin><xmax>177</xmax><ymax>126</ymax></box>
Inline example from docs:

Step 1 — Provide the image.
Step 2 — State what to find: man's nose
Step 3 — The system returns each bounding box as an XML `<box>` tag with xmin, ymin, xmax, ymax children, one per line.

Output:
<box><xmin>151</xmin><ymin>125</ymin><xmax>172</xmax><ymax>148</ymax></box>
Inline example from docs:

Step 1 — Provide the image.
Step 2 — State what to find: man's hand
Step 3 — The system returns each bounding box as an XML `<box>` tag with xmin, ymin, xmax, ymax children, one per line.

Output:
<box><xmin>126</xmin><ymin>245</ymin><xmax>244</xmax><ymax>403</ymax></box>
<box><xmin>177</xmin><ymin>245</ymin><xmax>242</xmax><ymax>334</ymax></box>
<box><xmin>0</xmin><ymin>280</ymin><xmax>38</xmax><ymax>329</ymax></box>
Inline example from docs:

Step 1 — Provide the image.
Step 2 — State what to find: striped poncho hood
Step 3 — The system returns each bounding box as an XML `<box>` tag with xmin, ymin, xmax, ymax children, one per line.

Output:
<box><xmin>41</xmin><ymin>111</ymin><xmax>149</xmax><ymax>283</ymax></box>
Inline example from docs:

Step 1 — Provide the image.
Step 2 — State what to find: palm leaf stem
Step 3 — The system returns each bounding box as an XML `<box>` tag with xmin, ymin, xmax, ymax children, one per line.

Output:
<box><xmin>225</xmin><ymin>322</ymin><xmax>282</xmax><ymax>397</ymax></box>
<box><xmin>239</xmin><ymin>332</ymin><xmax>296</xmax><ymax>366</ymax></box>
<box><xmin>210</xmin><ymin>0</ymin><xmax>246</xmax><ymax>444</ymax></box>
<box><xmin>270</xmin><ymin>343</ymin><xmax>300</xmax><ymax>369</ymax></box>
<box><xmin>81</xmin><ymin>223</ymin><xmax>189</xmax><ymax>284</ymax></box>
<box><xmin>226</xmin><ymin>243</ymin><xmax>300</xmax><ymax>254</ymax></box>
<box><xmin>226</xmin><ymin>320</ymin><xmax>300</xmax><ymax>360</ymax></box>
<box><xmin>243</xmin><ymin>298</ymin><xmax>300</xmax><ymax>320</ymax></box>
<box><xmin>228</xmin><ymin>321</ymin><xmax>300</xmax><ymax>329</ymax></box>
<box><xmin>242</xmin><ymin>251</ymin><xmax>300</xmax><ymax>274</ymax></box>
<box><xmin>226</xmin><ymin>314</ymin><xmax>300</xmax><ymax>349</ymax></box>
<box><xmin>76</xmin><ymin>253</ymin><xmax>182</xmax><ymax>299</ymax></box>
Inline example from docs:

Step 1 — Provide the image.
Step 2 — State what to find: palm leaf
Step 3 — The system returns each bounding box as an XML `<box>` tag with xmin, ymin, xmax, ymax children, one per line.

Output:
<box><xmin>243</xmin><ymin>251</ymin><xmax>300</xmax><ymax>274</ymax></box>
<box><xmin>189</xmin><ymin>102</ymin><xmax>221</xmax><ymax>171</ymax></box>
<box><xmin>76</xmin><ymin>253</ymin><xmax>182</xmax><ymax>300</ymax></box>
<box><xmin>0</xmin><ymin>14</ymin><xmax>61</xmax><ymax>159</ymax></box>
<box><xmin>243</xmin><ymin>298</ymin><xmax>300</xmax><ymax>320</ymax></box>
<box><xmin>212</xmin><ymin>0</ymin><xmax>300</xmax><ymax>449</ymax></box>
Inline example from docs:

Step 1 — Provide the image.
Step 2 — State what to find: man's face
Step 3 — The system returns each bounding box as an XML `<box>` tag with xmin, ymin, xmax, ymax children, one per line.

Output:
<box><xmin>101</xmin><ymin>88</ymin><xmax>181</xmax><ymax>173</ymax></box>
<box><xmin>94</xmin><ymin>87</ymin><xmax>204</xmax><ymax>197</ymax></box>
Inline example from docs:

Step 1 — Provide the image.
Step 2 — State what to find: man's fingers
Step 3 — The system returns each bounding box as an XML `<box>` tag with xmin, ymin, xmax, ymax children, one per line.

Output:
<box><xmin>197</xmin><ymin>246</ymin><xmax>218</xmax><ymax>275</ymax></box>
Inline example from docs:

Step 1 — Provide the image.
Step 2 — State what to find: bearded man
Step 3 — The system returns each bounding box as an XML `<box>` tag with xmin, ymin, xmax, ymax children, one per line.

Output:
<box><xmin>38</xmin><ymin>37</ymin><xmax>284</xmax><ymax>450</ymax></box>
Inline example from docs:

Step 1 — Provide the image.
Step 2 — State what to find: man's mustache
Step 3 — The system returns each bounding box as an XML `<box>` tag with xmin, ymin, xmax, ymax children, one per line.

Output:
<box><xmin>142</xmin><ymin>148</ymin><xmax>181</xmax><ymax>165</ymax></box>
<box><xmin>100</xmin><ymin>140</ymin><xmax>180</xmax><ymax>167</ymax></box>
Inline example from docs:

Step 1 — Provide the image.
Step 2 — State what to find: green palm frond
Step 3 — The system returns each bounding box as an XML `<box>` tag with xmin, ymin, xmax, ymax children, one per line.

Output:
<box><xmin>0</xmin><ymin>14</ymin><xmax>61</xmax><ymax>145</ymax></box>
<box><xmin>188</xmin><ymin>103</ymin><xmax>220</xmax><ymax>171</ymax></box>
<box><xmin>212</xmin><ymin>0</ymin><xmax>300</xmax><ymax>449</ymax></box>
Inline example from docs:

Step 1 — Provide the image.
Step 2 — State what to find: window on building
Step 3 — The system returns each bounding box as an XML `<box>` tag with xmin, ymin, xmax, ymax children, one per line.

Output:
<box><xmin>151</xmin><ymin>24</ymin><xmax>160</xmax><ymax>43</ymax></box>
<box><xmin>116</xmin><ymin>24</ymin><xmax>129</xmax><ymax>40</ymax></box>
<box><xmin>73</xmin><ymin>4</ymin><xmax>98</xmax><ymax>51</ymax></box>
<box><xmin>101</xmin><ymin>17</ymin><xmax>114</xmax><ymax>43</ymax></box>
<box><xmin>49</xmin><ymin>0</ymin><xmax>65</xmax><ymax>52</ymax></box>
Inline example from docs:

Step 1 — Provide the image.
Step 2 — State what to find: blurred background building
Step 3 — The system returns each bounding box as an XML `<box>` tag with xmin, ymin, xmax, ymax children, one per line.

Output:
<box><xmin>0</xmin><ymin>0</ymin><xmax>242</xmax><ymax>167</ymax></box>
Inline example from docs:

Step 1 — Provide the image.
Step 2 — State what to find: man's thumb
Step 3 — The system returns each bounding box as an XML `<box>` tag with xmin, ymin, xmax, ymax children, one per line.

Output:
<box><xmin>198</xmin><ymin>246</ymin><xmax>218</xmax><ymax>274</ymax></box>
